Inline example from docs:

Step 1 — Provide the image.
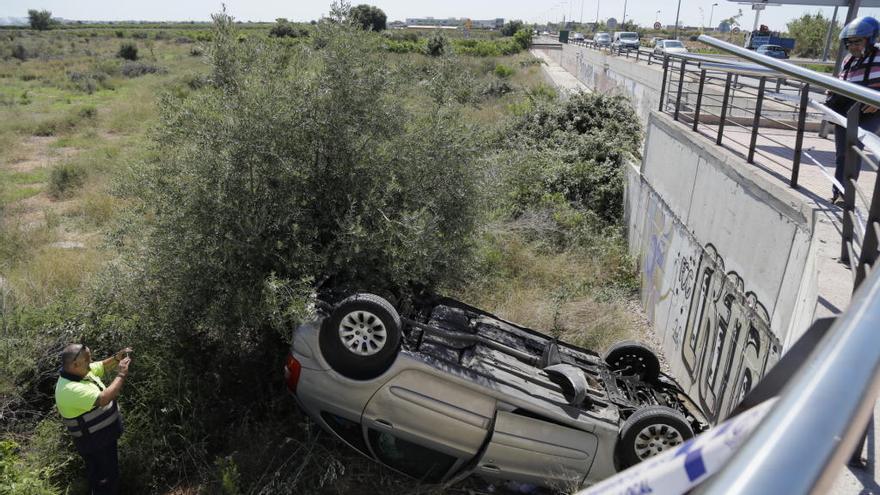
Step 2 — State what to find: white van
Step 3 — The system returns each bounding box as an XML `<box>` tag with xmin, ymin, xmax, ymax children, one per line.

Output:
<box><xmin>612</xmin><ymin>31</ymin><xmax>640</xmax><ymax>50</ymax></box>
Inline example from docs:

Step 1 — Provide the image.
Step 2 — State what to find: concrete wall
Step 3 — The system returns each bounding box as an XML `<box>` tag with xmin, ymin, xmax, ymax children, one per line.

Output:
<box><xmin>626</xmin><ymin>111</ymin><xmax>817</xmax><ymax>423</ymax></box>
<box><xmin>559</xmin><ymin>45</ymin><xmax>664</xmax><ymax>123</ymax></box>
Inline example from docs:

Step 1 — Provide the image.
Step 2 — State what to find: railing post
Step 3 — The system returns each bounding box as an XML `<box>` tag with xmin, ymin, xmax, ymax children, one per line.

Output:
<box><xmin>659</xmin><ymin>57</ymin><xmax>669</xmax><ymax>112</ymax></box>
<box><xmin>693</xmin><ymin>69</ymin><xmax>707</xmax><ymax>131</ymax></box>
<box><xmin>791</xmin><ymin>83</ymin><xmax>810</xmax><ymax>189</ymax></box>
<box><xmin>747</xmin><ymin>76</ymin><xmax>767</xmax><ymax>164</ymax></box>
<box><xmin>716</xmin><ymin>73</ymin><xmax>733</xmax><ymax>145</ymax></box>
<box><xmin>674</xmin><ymin>58</ymin><xmax>686</xmax><ymax>121</ymax></box>
<box><xmin>841</xmin><ymin>104</ymin><xmax>861</xmax><ymax>265</ymax></box>
<box><xmin>856</xmin><ymin>171</ymin><xmax>880</xmax><ymax>288</ymax></box>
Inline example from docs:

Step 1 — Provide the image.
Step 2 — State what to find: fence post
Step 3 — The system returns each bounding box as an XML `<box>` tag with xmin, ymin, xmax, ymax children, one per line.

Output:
<box><xmin>716</xmin><ymin>73</ymin><xmax>733</xmax><ymax>145</ymax></box>
<box><xmin>693</xmin><ymin>69</ymin><xmax>707</xmax><ymax>132</ymax></box>
<box><xmin>841</xmin><ymin>104</ymin><xmax>861</xmax><ymax>265</ymax></box>
<box><xmin>674</xmin><ymin>59</ymin><xmax>686</xmax><ymax>121</ymax></box>
<box><xmin>791</xmin><ymin>83</ymin><xmax>810</xmax><ymax>189</ymax></box>
<box><xmin>748</xmin><ymin>76</ymin><xmax>767</xmax><ymax>164</ymax></box>
<box><xmin>659</xmin><ymin>57</ymin><xmax>669</xmax><ymax>112</ymax></box>
<box><xmin>856</xmin><ymin>170</ymin><xmax>880</xmax><ymax>288</ymax></box>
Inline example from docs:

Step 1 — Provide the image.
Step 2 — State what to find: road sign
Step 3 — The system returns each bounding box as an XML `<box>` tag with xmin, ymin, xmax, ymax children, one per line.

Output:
<box><xmin>732</xmin><ymin>26</ymin><xmax>741</xmax><ymax>33</ymax></box>
<box><xmin>752</xmin><ymin>3</ymin><xmax>766</xmax><ymax>9</ymax></box>
<box><xmin>607</xmin><ymin>17</ymin><xmax>618</xmax><ymax>29</ymax></box>
<box><xmin>654</xmin><ymin>21</ymin><xmax>662</xmax><ymax>29</ymax></box>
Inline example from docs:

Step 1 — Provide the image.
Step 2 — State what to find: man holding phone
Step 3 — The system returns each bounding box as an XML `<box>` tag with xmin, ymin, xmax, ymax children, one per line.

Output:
<box><xmin>55</xmin><ymin>344</ymin><xmax>132</xmax><ymax>495</ymax></box>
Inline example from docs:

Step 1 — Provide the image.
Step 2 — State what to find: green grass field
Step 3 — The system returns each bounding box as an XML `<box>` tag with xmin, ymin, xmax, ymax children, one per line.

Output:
<box><xmin>0</xmin><ymin>20</ymin><xmax>645</xmax><ymax>495</ymax></box>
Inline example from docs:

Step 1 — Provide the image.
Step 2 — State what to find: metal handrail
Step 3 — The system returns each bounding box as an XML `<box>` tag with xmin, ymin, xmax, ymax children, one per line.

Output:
<box><xmin>697</xmin><ymin>265</ymin><xmax>880</xmax><ymax>495</ymax></box>
<box><xmin>698</xmin><ymin>35</ymin><xmax>880</xmax><ymax>110</ymax></box>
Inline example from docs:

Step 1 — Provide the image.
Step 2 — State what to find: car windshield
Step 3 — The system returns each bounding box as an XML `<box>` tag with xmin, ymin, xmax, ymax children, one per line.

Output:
<box><xmin>620</xmin><ymin>33</ymin><xmax>638</xmax><ymax>40</ymax></box>
<box><xmin>597</xmin><ymin>34</ymin><xmax>610</xmax><ymax>40</ymax></box>
<box><xmin>665</xmin><ymin>41</ymin><xmax>684</xmax><ymax>48</ymax></box>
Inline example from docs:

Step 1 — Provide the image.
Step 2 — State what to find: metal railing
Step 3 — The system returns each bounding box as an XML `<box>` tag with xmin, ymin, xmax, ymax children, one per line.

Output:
<box><xmin>566</xmin><ymin>35</ymin><xmax>880</xmax><ymax>297</ymax></box>
<box><xmin>565</xmin><ymin>34</ymin><xmax>880</xmax><ymax>492</ymax></box>
<box><xmin>694</xmin><ymin>35</ymin><xmax>880</xmax><ymax>293</ymax></box>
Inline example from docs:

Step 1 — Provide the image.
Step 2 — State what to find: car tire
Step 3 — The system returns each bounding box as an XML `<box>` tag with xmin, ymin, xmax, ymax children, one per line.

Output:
<box><xmin>319</xmin><ymin>293</ymin><xmax>401</xmax><ymax>380</ymax></box>
<box><xmin>616</xmin><ymin>405</ymin><xmax>694</xmax><ymax>469</ymax></box>
<box><xmin>604</xmin><ymin>341</ymin><xmax>660</xmax><ymax>382</ymax></box>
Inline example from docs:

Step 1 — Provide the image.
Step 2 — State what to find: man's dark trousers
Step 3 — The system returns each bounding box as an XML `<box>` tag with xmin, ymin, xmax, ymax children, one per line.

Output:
<box><xmin>834</xmin><ymin>110</ymin><xmax>880</xmax><ymax>196</ymax></box>
<box><xmin>81</xmin><ymin>439</ymin><xmax>119</xmax><ymax>495</ymax></box>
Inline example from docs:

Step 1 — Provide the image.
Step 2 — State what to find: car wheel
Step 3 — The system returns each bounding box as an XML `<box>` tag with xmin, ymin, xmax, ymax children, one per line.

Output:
<box><xmin>616</xmin><ymin>405</ymin><xmax>694</xmax><ymax>469</ymax></box>
<box><xmin>604</xmin><ymin>341</ymin><xmax>660</xmax><ymax>382</ymax></box>
<box><xmin>319</xmin><ymin>293</ymin><xmax>401</xmax><ymax>380</ymax></box>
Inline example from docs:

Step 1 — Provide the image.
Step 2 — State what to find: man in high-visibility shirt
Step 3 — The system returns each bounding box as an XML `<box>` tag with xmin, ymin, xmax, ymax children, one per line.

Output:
<box><xmin>55</xmin><ymin>344</ymin><xmax>132</xmax><ymax>495</ymax></box>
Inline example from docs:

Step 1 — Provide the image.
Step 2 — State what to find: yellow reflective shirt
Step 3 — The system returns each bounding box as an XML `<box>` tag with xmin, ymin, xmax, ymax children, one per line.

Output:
<box><xmin>55</xmin><ymin>362</ymin><xmax>106</xmax><ymax>419</ymax></box>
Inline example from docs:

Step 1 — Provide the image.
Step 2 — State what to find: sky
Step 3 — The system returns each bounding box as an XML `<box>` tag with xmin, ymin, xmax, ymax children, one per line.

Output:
<box><xmin>5</xmin><ymin>0</ymin><xmax>880</xmax><ymax>32</ymax></box>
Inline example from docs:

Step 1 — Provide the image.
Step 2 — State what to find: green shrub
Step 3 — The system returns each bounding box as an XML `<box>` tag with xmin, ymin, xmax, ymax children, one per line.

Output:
<box><xmin>425</xmin><ymin>33</ymin><xmax>447</xmax><ymax>56</ymax></box>
<box><xmin>117</xmin><ymin>42</ymin><xmax>138</xmax><ymax>61</ymax></box>
<box><xmin>77</xmin><ymin>105</ymin><xmax>97</xmax><ymax>119</ymax></box>
<box><xmin>115</xmin><ymin>30</ymin><xmax>124</xmax><ymax>38</ymax></box>
<box><xmin>496</xmin><ymin>92</ymin><xmax>642</xmax><ymax>227</ymax></box>
<box><xmin>120</xmin><ymin>61</ymin><xmax>165</xmax><ymax>78</ymax></box>
<box><xmin>11</xmin><ymin>44</ymin><xmax>28</xmax><ymax>61</ymax></box>
<box><xmin>494</xmin><ymin>63</ymin><xmax>514</xmax><ymax>78</ymax></box>
<box><xmin>0</xmin><ymin>440</ymin><xmax>58</xmax><ymax>495</ymax></box>
<box><xmin>48</xmin><ymin>163</ymin><xmax>87</xmax><ymax>198</ymax></box>
<box><xmin>514</xmin><ymin>28</ymin><xmax>533</xmax><ymax>49</ymax></box>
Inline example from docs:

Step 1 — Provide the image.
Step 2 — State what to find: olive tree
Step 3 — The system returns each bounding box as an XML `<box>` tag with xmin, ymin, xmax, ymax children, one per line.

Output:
<box><xmin>127</xmin><ymin>10</ymin><xmax>480</xmax><ymax>334</ymax></box>
<box><xmin>350</xmin><ymin>4</ymin><xmax>386</xmax><ymax>32</ymax></box>
<box><xmin>27</xmin><ymin>9</ymin><xmax>53</xmax><ymax>30</ymax></box>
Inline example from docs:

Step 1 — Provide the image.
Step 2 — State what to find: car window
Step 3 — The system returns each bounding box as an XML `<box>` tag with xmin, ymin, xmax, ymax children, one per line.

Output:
<box><xmin>321</xmin><ymin>412</ymin><xmax>370</xmax><ymax>456</ymax></box>
<box><xmin>368</xmin><ymin>429</ymin><xmax>457</xmax><ymax>483</ymax></box>
<box><xmin>620</xmin><ymin>33</ymin><xmax>638</xmax><ymax>39</ymax></box>
<box><xmin>666</xmin><ymin>41</ymin><xmax>684</xmax><ymax>48</ymax></box>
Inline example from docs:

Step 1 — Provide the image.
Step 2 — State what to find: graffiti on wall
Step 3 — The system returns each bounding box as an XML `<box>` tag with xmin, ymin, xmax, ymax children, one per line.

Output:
<box><xmin>673</xmin><ymin>244</ymin><xmax>779</xmax><ymax>423</ymax></box>
<box><xmin>639</xmin><ymin>191</ymin><xmax>780</xmax><ymax>423</ymax></box>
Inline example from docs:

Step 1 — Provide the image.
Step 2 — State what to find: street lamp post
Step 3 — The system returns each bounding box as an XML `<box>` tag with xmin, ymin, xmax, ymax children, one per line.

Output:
<box><xmin>708</xmin><ymin>2</ymin><xmax>719</xmax><ymax>32</ymax></box>
<box><xmin>622</xmin><ymin>0</ymin><xmax>628</xmax><ymax>24</ymax></box>
<box><xmin>674</xmin><ymin>0</ymin><xmax>682</xmax><ymax>39</ymax></box>
<box><xmin>596</xmin><ymin>0</ymin><xmax>601</xmax><ymax>27</ymax></box>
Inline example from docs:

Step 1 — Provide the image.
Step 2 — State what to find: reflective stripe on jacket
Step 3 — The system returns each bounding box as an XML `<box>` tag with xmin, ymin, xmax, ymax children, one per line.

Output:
<box><xmin>61</xmin><ymin>400</ymin><xmax>121</xmax><ymax>438</ymax></box>
<box><xmin>57</xmin><ymin>370</ymin><xmax>123</xmax><ymax>453</ymax></box>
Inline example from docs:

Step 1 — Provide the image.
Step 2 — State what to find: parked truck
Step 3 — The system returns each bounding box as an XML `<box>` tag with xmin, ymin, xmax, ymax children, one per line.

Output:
<box><xmin>744</xmin><ymin>30</ymin><xmax>796</xmax><ymax>52</ymax></box>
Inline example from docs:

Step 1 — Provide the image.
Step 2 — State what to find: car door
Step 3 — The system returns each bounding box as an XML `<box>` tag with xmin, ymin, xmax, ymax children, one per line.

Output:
<box><xmin>474</xmin><ymin>410</ymin><xmax>599</xmax><ymax>487</ymax></box>
<box><xmin>361</xmin><ymin>369</ymin><xmax>496</xmax><ymax>470</ymax></box>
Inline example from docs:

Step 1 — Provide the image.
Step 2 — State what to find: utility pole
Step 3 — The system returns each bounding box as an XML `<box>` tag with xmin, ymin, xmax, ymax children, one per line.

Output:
<box><xmin>822</xmin><ymin>6</ymin><xmax>839</xmax><ymax>62</ymax></box>
<box><xmin>709</xmin><ymin>2</ymin><xmax>718</xmax><ymax>32</ymax></box>
<box><xmin>580</xmin><ymin>0</ymin><xmax>584</xmax><ymax>24</ymax></box>
<box><xmin>596</xmin><ymin>0</ymin><xmax>601</xmax><ymax>27</ymax></box>
<box><xmin>622</xmin><ymin>0</ymin><xmax>628</xmax><ymax>24</ymax></box>
<box><xmin>674</xmin><ymin>0</ymin><xmax>682</xmax><ymax>39</ymax></box>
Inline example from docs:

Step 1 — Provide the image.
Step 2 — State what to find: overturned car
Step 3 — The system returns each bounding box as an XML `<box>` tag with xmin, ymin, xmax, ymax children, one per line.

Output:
<box><xmin>283</xmin><ymin>292</ymin><xmax>707</xmax><ymax>489</ymax></box>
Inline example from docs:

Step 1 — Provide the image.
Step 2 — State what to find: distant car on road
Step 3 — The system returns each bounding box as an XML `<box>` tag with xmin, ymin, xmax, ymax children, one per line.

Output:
<box><xmin>612</xmin><ymin>31</ymin><xmax>640</xmax><ymax>50</ymax></box>
<box><xmin>594</xmin><ymin>32</ymin><xmax>612</xmax><ymax>47</ymax></box>
<box><xmin>284</xmin><ymin>291</ymin><xmax>707</xmax><ymax>488</ymax></box>
<box><xmin>648</xmin><ymin>37</ymin><xmax>666</xmax><ymax>48</ymax></box>
<box><xmin>572</xmin><ymin>32</ymin><xmax>585</xmax><ymax>42</ymax></box>
<box><xmin>654</xmin><ymin>39</ymin><xmax>688</xmax><ymax>55</ymax></box>
<box><xmin>756</xmin><ymin>44</ymin><xmax>789</xmax><ymax>59</ymax></box>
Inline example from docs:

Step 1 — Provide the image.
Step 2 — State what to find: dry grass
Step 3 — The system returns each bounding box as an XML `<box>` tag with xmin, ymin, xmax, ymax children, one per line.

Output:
<box><xmin>457</xmin><ymin>229</ymin><xmax>645</xmax><ymax>356</ymax></box>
